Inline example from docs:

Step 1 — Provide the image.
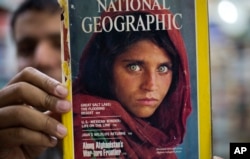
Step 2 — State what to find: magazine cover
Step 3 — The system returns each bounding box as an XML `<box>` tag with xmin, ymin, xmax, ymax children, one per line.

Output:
<box><xmin>59</xmin><ymin>0</ymin><xmax>211</xmax><ymax>158</ymax></box>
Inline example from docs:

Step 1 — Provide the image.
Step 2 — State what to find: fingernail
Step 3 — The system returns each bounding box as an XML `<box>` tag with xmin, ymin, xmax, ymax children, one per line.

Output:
<box><xmin>213</xmin><ymin>156</ymin><xmax>223</xmax><ymax>159</ymax></box>
<box><xmin>56</xmin><ymin>100</ymin><xmax>71</xmax><ymax>112</ymax></box>
<box><xmin>50</xmin><ymin>136</ymin><xmax>58</xmax><ymax>146</ymax></box>
<box><xmin>57</xmin><ymin>124</ymin><xmax>67</xmax><ymax>137</ymax></box>
<box><xmin>55</xmin><ymin>85</ymin><xmax>68</xmax><ymax>96</ymax></box>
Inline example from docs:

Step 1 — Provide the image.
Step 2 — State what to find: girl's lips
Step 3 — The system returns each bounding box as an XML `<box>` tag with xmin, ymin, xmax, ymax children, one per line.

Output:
<box><xmin>136</xmin><ymin>98</ymin><xmax>158</xmax><ymax>106</ymax></box>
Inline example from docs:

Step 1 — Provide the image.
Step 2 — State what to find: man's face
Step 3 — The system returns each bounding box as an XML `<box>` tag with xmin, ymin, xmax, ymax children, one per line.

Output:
<box><xmin>14</xmin><ymin>10</ymin><xmax>61</xmax><ymax>81</ymax></box>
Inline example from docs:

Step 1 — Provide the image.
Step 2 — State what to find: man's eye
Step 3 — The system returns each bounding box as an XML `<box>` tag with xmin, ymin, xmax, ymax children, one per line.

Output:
<box><xmin>128</xmin><ymin>64</ymin><xmax>141</xmax><ymax>72</ymax></box>
<box><xmin>158</xmin><ymin>66</ymin><xmax>169</xmax><ymax>73</ymax></box>
<box><xmin>17</xmin><ymin>40</ymin><xmax>37</xmax><ymax>57</ymax></box>
<box><xmin>49</xmin><ymin>34</ymin><xmax>61</xmax><ymax>50</ymax></box>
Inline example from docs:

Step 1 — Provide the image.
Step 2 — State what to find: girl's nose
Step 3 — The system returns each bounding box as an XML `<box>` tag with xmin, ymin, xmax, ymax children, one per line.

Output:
<box><xmin>141</xmin><ymin>71</ymin><xmax>158</xmax><ymax>91</ymax></box>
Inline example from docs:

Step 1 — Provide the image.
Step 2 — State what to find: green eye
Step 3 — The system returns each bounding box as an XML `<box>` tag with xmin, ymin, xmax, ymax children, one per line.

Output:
<box><xmin>158</xmin><ymin>66</ymin><xmax>169</xmax><ymax>73</ymax></box>
<box><xmin>128</xmin><ymin>64</ymin><xmax>140</xmax><ymax>71</ymax></box>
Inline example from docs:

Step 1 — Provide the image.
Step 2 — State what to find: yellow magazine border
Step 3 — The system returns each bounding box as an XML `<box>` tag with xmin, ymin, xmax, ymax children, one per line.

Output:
<box><xmin>195</xmin><ymin>0</ymin><xmax>212</xmax><ymax>158</ymax></box>
<box><xmin>58</xmin><ymin>0</ymin><xmax>74</xmax><ymax>159</ymax></box>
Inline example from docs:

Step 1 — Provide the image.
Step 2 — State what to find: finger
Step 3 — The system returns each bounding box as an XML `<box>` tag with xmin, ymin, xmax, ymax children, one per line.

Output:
<box><xmin>0</xmin><ymin>82</ymin><xmax>71</xmax><ymax>113</ymax></box>
<box><xmin>46</xmin><ymin>111</ymin><xmax>62</xmax><ymax>122</ymax></box>
<box><xmin>0</xmin><ymin>128</ymin><xmax>58</xmax><ymax>148</ymax></box>
<box><xmin>0</xmin><ymin>106</ymin><xmax>67</xmax><ymax>139</ymax></box>
<box><xmin>7</xmin><ymin>67</ymin><xmax>68</xmax><ymax>98</ymax></box>
<box><xmin>213</xmin><ymin>156</ymin><xmax>224</xmax><ymax>159</ymax></box>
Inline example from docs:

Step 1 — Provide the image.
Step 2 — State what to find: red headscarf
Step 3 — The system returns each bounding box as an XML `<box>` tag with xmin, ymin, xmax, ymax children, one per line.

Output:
<box><xmin>73</xmin><ymin>0</ymin><xmax>191</xmax><ymax>158</ymax></box>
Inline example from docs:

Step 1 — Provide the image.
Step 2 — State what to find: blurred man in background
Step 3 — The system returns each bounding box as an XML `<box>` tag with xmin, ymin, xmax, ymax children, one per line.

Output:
<box><xmin>0</xmin><ymin>0</ymin><xmax>71</xmax><ymax>159</ymax></box>
<box><xmin>11</xmin><ymin>0</ymin><xmax>62</xmax><ymax>81</ymax></box>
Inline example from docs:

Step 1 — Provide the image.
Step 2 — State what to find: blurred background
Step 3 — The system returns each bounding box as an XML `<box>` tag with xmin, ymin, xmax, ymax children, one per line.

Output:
<box><xmin>0</xmin><ymin>0</ymin><xmax>249</xmax><ymax>158</ymax></box>
<box><xmin>209</xmin><ymin>0</ymin><xmax>250</xmax><ymax>158</ymax></box>
<box><xmin>0</xmin><ymin>0</ymin><xmax>24</xmax><ymax>86</ymax></box>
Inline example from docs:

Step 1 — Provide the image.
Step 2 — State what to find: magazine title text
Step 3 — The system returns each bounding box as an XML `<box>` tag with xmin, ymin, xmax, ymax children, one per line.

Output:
<box><xmin>81</xmin><ymin>0</ymin><xmax>183</xmax><ymax>33</ymax></box>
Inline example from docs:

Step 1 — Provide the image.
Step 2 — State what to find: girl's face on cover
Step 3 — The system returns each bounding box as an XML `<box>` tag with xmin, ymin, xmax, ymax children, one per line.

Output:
<box><xmin>113</xmin><ymin>40</ymin><xmax>173</xmax><ymax>118</ymax></box>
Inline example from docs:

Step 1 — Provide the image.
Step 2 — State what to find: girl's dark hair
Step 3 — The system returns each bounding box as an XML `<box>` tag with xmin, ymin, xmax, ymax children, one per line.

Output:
<box><xmin>77</xmin><ymin>13</ymin><xmax>180</xmax><ymax>99</ymax></box>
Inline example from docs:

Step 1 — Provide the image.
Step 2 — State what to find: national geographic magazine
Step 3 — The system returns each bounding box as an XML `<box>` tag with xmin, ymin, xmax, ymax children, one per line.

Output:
<box><xmin>58</xmin><ymin>0</ymin><xmax>212</xmax><ymax>158</ymax></box>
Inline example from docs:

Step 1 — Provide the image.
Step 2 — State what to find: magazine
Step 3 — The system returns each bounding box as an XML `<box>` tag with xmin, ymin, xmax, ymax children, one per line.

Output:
<box><xmin>59</xmin><ymin>0</ymin><xmax>211</xmax><ymax>158</ymax></box>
